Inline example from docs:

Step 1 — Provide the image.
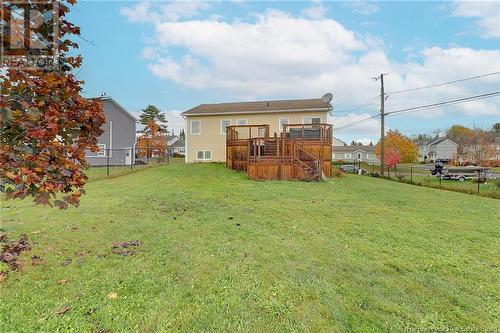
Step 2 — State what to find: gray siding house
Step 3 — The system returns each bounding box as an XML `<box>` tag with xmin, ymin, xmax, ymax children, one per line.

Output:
<box><xmin>85</xmin><ymin>97</ymin><xmax>137</xmax><ymax>166</ymax></box>
<box><xmin>332</xmin><ymin>145</ymin><xmax>379</xmax><ymax>163</ymax></box>
<box><xmin>419</xmin><ymin>138</ymin><xmax>458</xmax><ymax>161</ymax></box>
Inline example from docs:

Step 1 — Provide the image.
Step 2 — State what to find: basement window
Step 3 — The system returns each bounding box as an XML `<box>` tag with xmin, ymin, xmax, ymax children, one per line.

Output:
<box><xmin>196</xmin><ymin>150</ymin><xmax>212</xmax><ymax>161</ymax></box>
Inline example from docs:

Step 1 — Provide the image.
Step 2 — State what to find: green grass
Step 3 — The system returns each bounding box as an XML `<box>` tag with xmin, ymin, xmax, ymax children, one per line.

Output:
<box><xmin>1</xmin><ymin>163</ymin><xmax>499</xmax><ymax>332</ymax></box>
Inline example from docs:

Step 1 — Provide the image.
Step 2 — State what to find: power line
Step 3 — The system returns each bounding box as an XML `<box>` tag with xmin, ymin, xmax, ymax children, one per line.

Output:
<box><xmin>333</xmin><ymin>90</ymin><xmax>500</xmax><ymax>131</ymax></box>
<box><xmin>332</xmin><ymin>96</ymin><xmax>379</xmax><ymax>113</ymax></box>
<box><xmin>385</xmin><ymin>71</ymin><xmax>500</xmax><ymax>95</ymax></box>
<box><xmin>334</xmin><ymin>114</ymin><xmax>380</xmax><ymax>131</ymax></box>
<box><xmin>385</xmin><ymin>91</ymin><xmax>500</xmax><ymax>116</ymax></box>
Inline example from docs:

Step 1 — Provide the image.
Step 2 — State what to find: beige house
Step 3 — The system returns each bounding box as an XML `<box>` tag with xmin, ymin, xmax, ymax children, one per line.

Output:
<box><xmin>181</xmin><ymin>98</ymin><xmax>332</xmax><ymax>163</ymax></box>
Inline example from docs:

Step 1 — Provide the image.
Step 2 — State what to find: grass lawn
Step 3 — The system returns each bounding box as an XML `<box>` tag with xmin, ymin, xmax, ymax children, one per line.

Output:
<box><xmin>1</xmin><ymin>163</ymin><xmax>499</xmax><ymax>332</ymax></box>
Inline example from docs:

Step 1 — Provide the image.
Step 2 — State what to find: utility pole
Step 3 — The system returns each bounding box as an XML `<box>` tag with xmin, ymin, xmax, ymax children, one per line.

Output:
<box><xmin>374</xmin><ymin>73</ymin><xmax>386</xmax><ymax>176</ymax></box>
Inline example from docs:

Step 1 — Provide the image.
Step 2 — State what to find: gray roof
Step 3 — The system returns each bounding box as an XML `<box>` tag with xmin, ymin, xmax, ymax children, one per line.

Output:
<box><xmin>90</xmin><ymin>96</ymin><xmax>137</xmax><ymax>122</ymax></box>
<box><xmin>428</xmin><ymin>137</ymin><xmax>458</xmax><ymax>146</ymax></box>
<box><xmin>181</xmin><ymin>98</ymin><xmax>331</xmax><ymax>116</ymax></box>
<box><xmin>169</xmin><ymin>139</ymin><xmax>185</xmax><ymax>148</ymax></box>
<box><xmin>333</xmin><ymin>145</ymin><xmax>375</xmax><ymax>153</ymax></box>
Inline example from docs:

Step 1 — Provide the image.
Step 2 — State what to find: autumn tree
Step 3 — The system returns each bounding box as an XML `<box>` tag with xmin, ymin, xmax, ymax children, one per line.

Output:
<box><xmin>375</xmin><ymin>130</ymin><xmax>418</xmax><ymax>163</ymax></box>
<box><xmin>0</xmin><ymin>0</ymin><xmax>105</xmax><ymax>208</ymax></box>
<box><xmin>139</xmin><ymin>105</ymin><xmax>168</xmax><ymax>134</ymax></box>
<box><xmin>447</xmin><ymin>124</ymin><xmax>473</xmax><ymax>149</ymax></box>
<box><xmin>136</xmin><ymin>121</ymin><xmax>167</xmax><ymax>159</ymax></box>
<box><xmin>384</xmin><ymin>148</ymin><xmax>402</xmax><ymax>169</ymax></box>
<box><xmin>468</xmin><ymin>126</ymin><xmax>497</xmax><ymax>164</ymax></box>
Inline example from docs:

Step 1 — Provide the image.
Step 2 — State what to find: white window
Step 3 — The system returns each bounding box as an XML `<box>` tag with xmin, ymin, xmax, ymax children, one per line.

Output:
<box><xmin>332</xmin><ymin>153</ymin><xmax>336</xmax><ymax>159</ymax></box>
<box><xmin>196</xmin><ymin>150</ymin><xmax>212</xmax><ymax>161</ymax></box>
<box><xmin>345</xmin><ymin>153</ymin><xmax>352</xmax><ymax>159</ymax></box>
<box><xmin>191</xmin><ymin>120</ymin><xmax>201</xmax><ymax>135</ymax></box>
<box><xmin>96</xmin><ymin>144</ymin><xmax>106</xmax><ymax>157</ymax></box>
<box><xmin>303</xmin><ymin>117</ymin><xmax>321</xmax><ymax>124</ymax></box>
<box><xmin>279</xmin><ymin>117</ymin><xmax>289</xmax><ymax>131</ymax></box>
<box><xmin>179</xmin><ymin>148</ymin><xmax>185</xmax><ymax>154</ymax></box>
<box><xmin>237</xmin><ymin>119</ymin><xmax>247</xmax><ymax>125</ymax></box>
<box><xmin>369</xmin><ymin>153</ymin><xmax>376</xmax><ymax>159</ymax></box>
<box><xmin>357</xmin><ymin>153</ymin><xmax>362</xmax><ymax>160</ymax></box>
<box><xmin>221</xmin><ymin>120</ymin><xmax>231</xmax><ymax>134</ymax></box>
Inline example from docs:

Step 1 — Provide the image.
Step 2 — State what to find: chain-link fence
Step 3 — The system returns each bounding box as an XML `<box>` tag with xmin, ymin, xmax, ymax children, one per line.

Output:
<box><xmin>86</xmin><ymin>147</ymin><xmax>182</xmax><ymax>181</ymax></box>
<box><xmin>332</xmin><ymin>160</ymin><xmax>500</xmax><ymax>199</ymax></box>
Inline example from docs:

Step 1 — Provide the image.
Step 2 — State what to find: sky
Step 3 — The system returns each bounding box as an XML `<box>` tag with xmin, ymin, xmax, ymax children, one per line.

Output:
<box><xmin>70</xmin><ymin>0</ymin><xmax>500</xmax><ymax>144</ymax></box>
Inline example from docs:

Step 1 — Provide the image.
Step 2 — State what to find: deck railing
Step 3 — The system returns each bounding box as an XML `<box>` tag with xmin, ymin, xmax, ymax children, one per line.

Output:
<box><xmin>282</xmin><ymin>123</ymin><xmax>332</xmax><ymax>143</ymax></box>
<box><xmin>226</xmin><ymin>125</ymin><xmax>270</xmax><ymax>144</ymax></box>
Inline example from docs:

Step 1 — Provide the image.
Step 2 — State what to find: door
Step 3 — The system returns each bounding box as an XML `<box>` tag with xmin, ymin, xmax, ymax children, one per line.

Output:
<box><xmin>125</xmin><ymin>147</ymin><xmax>132</xmax><ymax>165</ymax></box>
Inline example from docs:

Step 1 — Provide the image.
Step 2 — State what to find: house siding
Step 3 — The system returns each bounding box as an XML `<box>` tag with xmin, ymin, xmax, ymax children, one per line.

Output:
<box><xmin>86</xmin><ymin>99</ymin><xmax>136</xmax><ymax>166</ymax></box>
<box><xmin>185</xmin><ymin>111</ymin><xmax>330</xmax><ymax>163</ymax></box>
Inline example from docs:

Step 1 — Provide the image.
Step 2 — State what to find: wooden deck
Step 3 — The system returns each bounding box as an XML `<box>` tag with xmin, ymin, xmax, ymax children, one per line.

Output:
<box><xmin>226</xmin><ymin>124</ymin><xmax>332</xmax><ymax>180</ymax></box>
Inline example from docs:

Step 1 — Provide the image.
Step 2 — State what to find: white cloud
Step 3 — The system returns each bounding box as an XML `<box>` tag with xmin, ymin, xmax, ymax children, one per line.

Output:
<box><xmin>345</xmin><ymin>1</ymin><xmax>378</xmax><ymax>16</ymax></box>
<box><xmin>121</xmin><ymin>2</ymin><xmax>500</xmax><ymax>133</ymax></box>
<box><xmin>301</xmin><ymin>0</ymin><xmax>327</xmax><ymax>19</ymax></box>
<box><xmin>120</xmin><ymin>1</ymin><xmax>210</xmax><ymax>23</ymax></box>
<box><xmin>333</xmin><ymin>113</ymin><xmax>380</xmax><ymax>136</ymax></box>
<box><xmin>453</xmin><ymin>1</ymin><xmax>500</xmax><ymax>38</ymax></box>
<box><xmin>120</xmin><ymin>2</ymin><xmax>153</xmax><ymax>23</ymax></box>
<box><xmin>141</xmin><ymin>46</ymin><xmax>158</xmax><ymax>60</ymax></box>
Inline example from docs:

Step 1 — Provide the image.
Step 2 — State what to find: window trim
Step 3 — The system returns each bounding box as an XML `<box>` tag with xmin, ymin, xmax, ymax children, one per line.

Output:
<box><xmin>196</xmin><ymin>150</ymin><xmax>213</xmax><ymax>161</ymax></box>
<box><xmin>220</xmin><ymin>119</ymin><xmax>231</xmax><ymax>134</ymax></box>
<box><xmin>345</xmin><ymin>153</ymin><xmax>352</xmax><ymax>159</ymax></box>
<box><xmin>278</xmin><ymin>117</ymin><xmax>289</xmax><ymax>131</ymax></box>
<box><xmin>96</xmin><ymin>144</ymin><xmax>106</xmax><ymax>157</ymax></box>
<box><xmin>302</xmin><ymin>116</ymin><xmax>322</xmax><ymax>124</ymax></box>
<box><xmin>237</xmin><ymin>119</ymin><xmax>248</xmax><ymax>125</ymax></box>
<box><xmin>190</xmin><ymin>120</ymin><xmax>201</xmax><ymax>136</ymax></box>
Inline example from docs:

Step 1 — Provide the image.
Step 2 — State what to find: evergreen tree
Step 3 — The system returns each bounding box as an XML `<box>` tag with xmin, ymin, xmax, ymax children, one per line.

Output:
<box><xmin>179</xmin><ymin>128</ymin><xmax>186</xmax><ymax>140</ymax></box>
<box><xmin>139</xmin><ymin>105</ymin><xmax>168</xmax><ymax>134</ymax></box>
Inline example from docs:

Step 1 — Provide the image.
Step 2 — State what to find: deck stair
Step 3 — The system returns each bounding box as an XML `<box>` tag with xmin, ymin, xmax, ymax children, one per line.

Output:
<box><xmin>226</xmin><ymin>124</ymin><xmax>332</xmax><ymax>180</ymax></box>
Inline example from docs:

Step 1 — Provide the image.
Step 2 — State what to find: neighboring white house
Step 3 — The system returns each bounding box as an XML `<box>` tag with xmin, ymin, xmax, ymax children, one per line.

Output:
<box><xmin>332</xmin><ymin>145</ymin><xmax>379</xmax><ymax>163</ymax></box>
<box><xmin>418</xmin><ymin>138</ymin><xmax>458</xmax><ymax>161</ymax></box>
<box><xmin>168</xmin><ymin>139</ymin><xmax>185</xmax><ymax>156</ymax></box>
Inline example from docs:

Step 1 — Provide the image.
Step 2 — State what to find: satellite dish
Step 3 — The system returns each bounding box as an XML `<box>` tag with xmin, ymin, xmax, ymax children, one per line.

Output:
<box><xmin>322</xmin><ymin>93</ymin><xmax>333</xmax><ymax>103</ymax></box>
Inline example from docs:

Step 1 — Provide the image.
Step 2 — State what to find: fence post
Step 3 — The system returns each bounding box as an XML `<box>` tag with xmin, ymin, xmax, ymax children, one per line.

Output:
<box><xmin>477</xmin><ymin>170</ymin><xmax>480</xmax><ymax>194</ymax></box>
<box><xmin>410</xmin><ymin>166</ymin><xmax>413</xmax><ymax>184</ymax></box>
<box><xmin>130</xmin><ymin>148</ymin><xmax>133</xmax><ymax>170</ymax></box>
<box><xmin>106</xmin><ymin>149</ymin><xmax>110</xmax><ymax>176</ymax></box>
<box><xmin>439</xmin><ymin>175</ymin><xmax>442</xmax><ymax>188</ymax></box>
<box><xmin>371</xmin><ymin>163</ymin><xmax>374</xmax><ymax>174</ymax></box>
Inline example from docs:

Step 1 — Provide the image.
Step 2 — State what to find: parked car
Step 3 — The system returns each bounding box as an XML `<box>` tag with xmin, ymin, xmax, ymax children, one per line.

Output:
<box><xmin>339</xmin><ymin>164</ymin><xmax>365</xmax><ymax>174</ymax></box>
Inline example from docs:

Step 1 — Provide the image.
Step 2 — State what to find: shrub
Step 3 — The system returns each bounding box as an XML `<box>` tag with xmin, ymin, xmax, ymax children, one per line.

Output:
<box><xmin>395</xmin><ymin>173</ymin><xmax>407</xmax><ymax>182</ymax></box>
<box><xmin>494</xmin><ymin>178</ymin><xmax>500</xmax><ymax>189</ymax></box>
<box><xmin>370</xmin><ymin>172</ymin><xmax>380</xmax><ymax>177</ymax></box>
<box><xmin>332</xmin><ymin>168</ymin><xmax>345</xmax><ymax>178</ymax></box>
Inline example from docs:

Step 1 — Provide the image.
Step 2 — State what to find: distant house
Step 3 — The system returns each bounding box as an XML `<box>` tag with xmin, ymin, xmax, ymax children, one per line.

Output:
<box><xmin>168</xmin><ymin>139</ymin><xmax>185</xmax><ymax>156</ymax></box>
<box><xmin>332</xmin><ymin>145</ymin><xmax>379</xmax><ymax>163</ymax></box>
<box><xmin>85</xmin><ymin>97</ymin><xmax>137</xmax><ymax>166</ymax></box>
<box><xmin>419</xmin><ymin>138</ymin><xmax>458</xmax><ymax>161</ymax></box>
<box><xmin>166</xmin><ymin>134</ymin><xmax>179</xmax><ymax>146</ymax></box>
<box><xmin>333</xmin><ymin>137</ymin><xmax>347</xmax><ymax>147</ymax></box>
